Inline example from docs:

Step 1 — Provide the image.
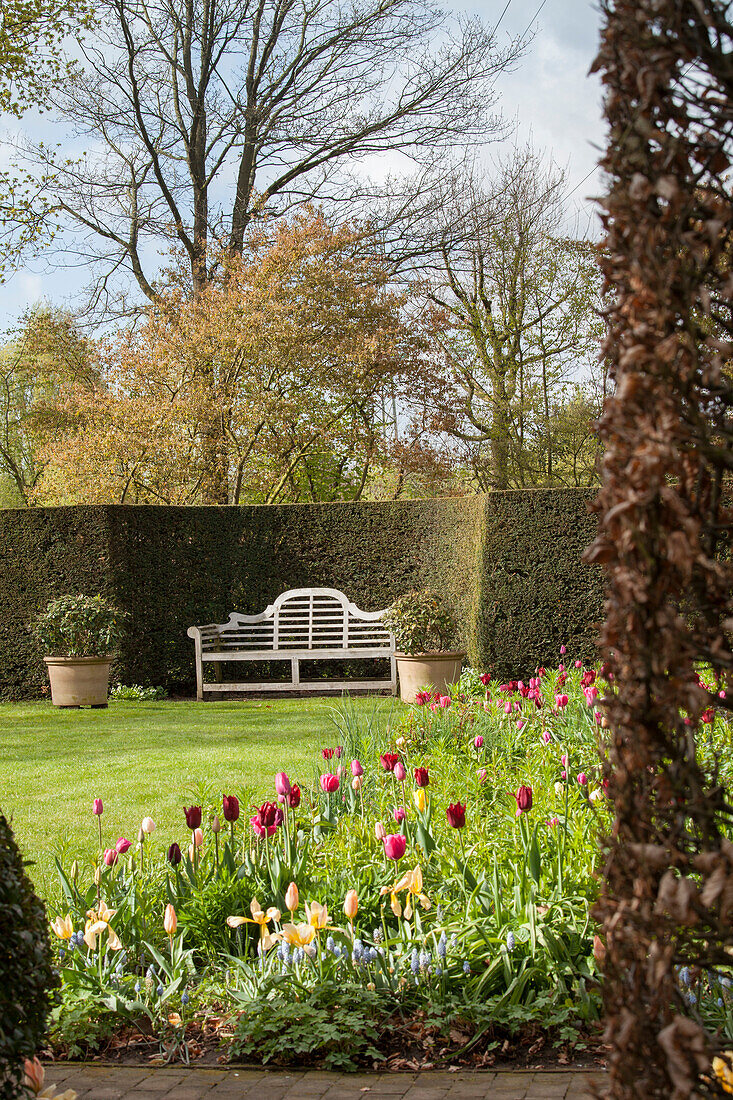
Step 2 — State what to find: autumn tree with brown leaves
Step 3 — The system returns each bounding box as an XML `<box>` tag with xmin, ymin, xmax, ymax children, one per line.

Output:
<box><xmin>587</xmin><ymin>0</ymin><xmax>733</xmax><ymax>1096</ymax></box>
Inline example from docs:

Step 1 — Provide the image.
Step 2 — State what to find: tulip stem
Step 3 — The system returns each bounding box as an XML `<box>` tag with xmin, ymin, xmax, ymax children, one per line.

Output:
<box><xmin>97</xmin><ymin>816</ymin><xmax>102</xmax><ymax>852</ymax></box>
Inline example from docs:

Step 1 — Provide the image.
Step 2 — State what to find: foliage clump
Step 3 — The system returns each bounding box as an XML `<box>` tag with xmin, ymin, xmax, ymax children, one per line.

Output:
<box><xmin>382</xmin><ymin>589</ymin><xmax>459</xmax><ymax>654</ymax></box>
<box><xmin>0</xmin><ymin>813</ymin><xmax>59</xmax><ymax>1096</ymax></box>
<box><xmin>34</xmin><ymin>594</ymin><xmax>126</xmax><ymax>657</ymax></box>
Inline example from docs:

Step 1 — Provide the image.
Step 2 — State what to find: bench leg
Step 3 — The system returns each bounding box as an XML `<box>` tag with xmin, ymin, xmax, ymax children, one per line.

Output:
<box><xmin>390</xmin><ymin>653</ymin><xmax>397</xmax><ymax>696</ymax></box>
<box><xmin>291</xmin><ymin>657</ymin><xmax>300</xmax><ymax>688</ymax></box>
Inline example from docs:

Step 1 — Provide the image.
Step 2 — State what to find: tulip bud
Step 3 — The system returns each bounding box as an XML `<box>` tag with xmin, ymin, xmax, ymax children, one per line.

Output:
<box><xmin>167</xmin><ymin>842</ymin><xmax>182</xmax><ymax>865</ymax></box>
<box><xmin>193</xmin><ymin>827</ymin><xmax>203</xmax><ymax>846</ymax></box>
<box><xmin>188</xmin><ymin>843</ymin><xmax>195</xmax><ymax>861</ymax></box>
<box><xmin>275</xmin><ymin>772</ymin><xmax>291</xmax><ymax>797</ymax></box>
<box><xmin>285</xmin><ymin>882</ymin><xmax>299</xmax><ymax>914</ymax></box>
<box><xmin>477</xmin><ymin>768</ymin><xmax>487</xmax><ymax>784</ymax></box>
<box><xmin>351</xmin><ymin>775</ymin><xmax>362</xmax><ymax>791</ymax></box>
<box><xmin>70</xmin><ymin>861</ymin><xmax>79</xmax><ymax>882</ymax></box>
<box><xmin>374</xmin><ymin>821</ymin><xmax>386</xmax><ymax>841</ymax></box>
<box><xmin>94</xmin><ymin>866</ymin><xmax>101</xmax><ymax>886</ymax></box>
<box><xmin>138</xmin><ymin>828</ymin><xmax>145</xmax><ymax>845</ymax></box>
<box><xmin>115</xmin><ymin>837</ymin><xmax>131</xmax><ymax>854</ymax></box>
<box><xmin>164</xmin><ymin>903</ymin><xmax>177</xmax><ymax>936</ymax></box>
<box><xmin>350</xmin><ymin>759</ymin><xmax>364</xmax><ymax>777</ymax></box>
<box><xmin>211</xmin><ymin>815</ymin><xmax>221</xmax><ymax>834</ymax></box>
<box><xmin>103</xmin><ymin>848</ymin><xmax>118</xmax><ymax>866</ymax></box>
<box><xmin>396</xmin><ymin>736</ymin><xmax>406</xmax><ymax>749</ymax></box>
<box><xmin>554</xmin><ymin>781</ymin><xmax>564</xmax><ymax>797</ymax></box>
<box><xmin>141</xmin><ymin>817</ymin><xmax>156</xmax><ymax>834</ymax></box>
<box><xmin>344</xmin><ymin>889</ymin><xmax>358</xmax><ymax>921</ymax></box>
<box><xmin>92</xmin><ymin>798</ymin><xmax>104</xmax><ymax>815</ymax></box>
<box><xmin>393</xmin><ymin>806</ymin><xmax>406</xmax><ymax>823</ymax></box>
<box><xmin>393</xmin><ymin>761</ymin><xmax>407</xmax><ymax>782</ymax></box>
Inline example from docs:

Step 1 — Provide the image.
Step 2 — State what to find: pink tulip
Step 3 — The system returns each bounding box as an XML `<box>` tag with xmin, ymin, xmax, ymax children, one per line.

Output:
<box><xmin>577</xmin><ymin>772</ymin><xmax>587</xmax><ymax>786</ymax></box>
<box><xmin>393</xmin><ymin>761</ymin><xmax>407</xmax><ymax>782</ymax></box>
<box><xmin>516</xmin><ymin>719</ymin><xmax>525</xmax><ymax>729</ymax></box>
<box><xmin>393</xmin><ymin>806</ymin><xmax>406</xmax><ymax>823</ymax></box>
<box><xmin>560</xmin><ymin>645</ymin><xmax>566</xmax><ymax>655</ymax></box>
<box><xmin>561</xmin><ymin>753</ymin><xmax>568</xmax><ymax>766</ymax></box>
<box><xmin>575</xmin><ymin>660</ymin><xmax>582</xmax><ymax>668</ymax></box>
<box><xmin>504</xmin><ymin>701</ymin><xmax>512</xmax><ymax>714</ymax></box>
<box><xmin>474</xmin><ymin>735</ymin><xmax>484</xmax><ymax>749</ymax></box>
<box><xmin>93</xmin><ymin>798</ymin><xmax>103</xmax><ymax>815</ymax></box>
<box><xmin>103</xmin><ymin>848</ymin><xmax>118</xmax><ymax>866</ymax></box>
<box><xmin>350</xmin><ymin>759</ymin><xmax>364</xmax><ymax>777</ymax></box>
<box><xmin>383</xmin><ymin>833</ymin><xmax>407</xmax><ymax>860</ymax></box>
<box><xmin>561</xmin><ymin>770</ymin><xmax>567</xmax><ymax>780</ymax></box>
<box><xmin>477</xmin><ymin>767</ymin><xmax>487</xmax><ymax>783</ymax></box>
<box><xmin>541</xmin><ymin>730</ymin><xmax>551</xmax><ymax>745</ymax></box>
<box><xmin>547</xmin><ymin>816</ymin><xmax>560</xmax><ymax>827</ymax></box>
<box><xmin>438</xmin><ymin>695</ymin><xmax>451</xmax><ymax>708</ymax></box>
<box><xmin>275</xmin><ymin>772</ymin><xmax>291</xmax><ymax>797</ymax></box>
<box><xmin>115</xmin><ymin>837</ymin><xmax>131</xmax><ymax>854</ymax></box>
<box><xmin>320</xmin><ymin>773</ymin><xmax>339</xmax><ymax>793</ymax></box>
<box><xmin>555</xmin><ymin>694</ymin><xmax>569</xmax><ymax>709</ymax></box>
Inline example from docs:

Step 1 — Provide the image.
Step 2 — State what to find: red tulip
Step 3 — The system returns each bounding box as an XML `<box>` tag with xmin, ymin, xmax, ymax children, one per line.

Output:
<box><xmin>555</xmin><ymin>693</ymin><xmax>569</xmax><ymax>709</ymax></box>
<box><xmin>321</xmin><ymin>748</ymin><xmax>334</xmax><ymax>760</ymax></box>
<box><xmin>383</xmin><ymin>833</ymin><xmax>407</xmax><ymax>860</ymax></box>
<box><xmin>480</xmin><ymin>673</ymin><xmax>491</xmax><ymax>686</ymax></box>
<box><xmin>287</xmin><ymin>784</ymin><xmax>301</xmax><ymax>808</ymax></box>
<box><xmin>414</xmin><ymin>767</ymin><xmax>430</xmax><ymax>787</ymax></box>
<box><xmin>167</xmin><ymin>842</ymin><xmax>182</xmax><ymax>865</ymax></box>
<box><xmin>222</xmin><ymin>795</ymin><xmax>240</xmax><ymax>822</ymax></box>
<box><xmin>251</xmin><ymin>801</ymin><xmax>283</xmax><ymax>837</ymax></box>
<box><xmin>380</xmin><ymin>752</ymin><xmax>400</xmax><ymax>772</ymax></box>
<box><xmin>184</xmin><ymin>805</ymin><xmax>202</xmax><ymax>829</ymax></box>
<box><xmin>446</xmin><ymin>801</ymin><xmax>466</xmax><ymax>828</ymax></box>
<box><xmin>335</xmin><ymin>746</ymin><xmax>344</xmax><ymax>759</ymax></box>
<box><xmin>320</xmin><ymin>773</ymin><xmax>339</xmax><ymax>793</ymax></box>
<box><xmin>514</xmin><ymin>785</ymin><xmax>533</xmax><ymax>813</ymax></box>
<box><xmin>92</xmin><ymin>798</ymin><xmax>103</xmax><ymax>815</ymax></box>
<box><xmin>115</xmin><ymin>837</ymin><xmax>131</xmax><ymax>854</ymax></box>
<box><xmin>350</xmin><ymin>760</ymin><xmax>364</xmax><ymax>777</ymax></box>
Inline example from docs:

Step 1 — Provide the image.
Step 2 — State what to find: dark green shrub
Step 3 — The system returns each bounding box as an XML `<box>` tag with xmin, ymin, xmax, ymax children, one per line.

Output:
<box><xmin>0</xmin><ymin>814</ymin><xmax>59</xmax><ymax>1097</ymax></box>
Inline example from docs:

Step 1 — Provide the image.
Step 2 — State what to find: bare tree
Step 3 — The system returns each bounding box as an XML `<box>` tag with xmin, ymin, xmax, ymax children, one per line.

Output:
<box><xmin>12</xmin><ymin>0</ymin><xmax>523</xmax><ymax>312</ymax></box>
<box><xmin>424</xmin><ymin>147</ymin><xmax>604</xmax><ymax>491</ymax></box>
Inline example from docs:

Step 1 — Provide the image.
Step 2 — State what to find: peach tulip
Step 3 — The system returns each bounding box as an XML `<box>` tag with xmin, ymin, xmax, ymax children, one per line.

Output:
<box><xmin>164</xmin><ymin>903</ymin><xmax>177</xmax><ymax>936</ymax></box>
<box><xmin>141</xmin><ymin>817</ymin><xmax>155</xmax><ymax>834</ymax></box>
<box><xmin>193</xmin><ymin>827</ymin><xmax>204</xmax><ymax>846</ymax></box>
<box><xmin>344</xmin><ymin>889</ymin><xmax>358</xmax><ymax>921</ymax></box>
<box><xmin>285</xmin><ymin>882</ymin><xmax>299</xmax><ymax>915</ymax></box>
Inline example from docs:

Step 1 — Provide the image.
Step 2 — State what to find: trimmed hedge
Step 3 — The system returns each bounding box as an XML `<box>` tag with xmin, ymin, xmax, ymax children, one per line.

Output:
<box><xmin>0</xmin><ymin>492</ymin><xmax>601</xmax><ymax>699</ymax></box>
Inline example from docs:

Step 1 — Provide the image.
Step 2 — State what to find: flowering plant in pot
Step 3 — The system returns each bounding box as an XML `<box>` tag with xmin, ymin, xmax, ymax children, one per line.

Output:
<box><xmin>35</xmin><ymin>594</ymin><xmax>127</xmax><ymax>707</ymax></box>
<box><xmin>382</xmin><ymin>589</ymin><xmax>464</xmax><ymax>703</ymax></box>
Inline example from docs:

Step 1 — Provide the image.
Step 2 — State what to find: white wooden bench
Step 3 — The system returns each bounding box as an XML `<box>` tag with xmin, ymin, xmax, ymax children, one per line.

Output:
<box><xmin>187</xmin><ymin>587</ymin><xmax>396</xmax><ymax>699</ymax></box>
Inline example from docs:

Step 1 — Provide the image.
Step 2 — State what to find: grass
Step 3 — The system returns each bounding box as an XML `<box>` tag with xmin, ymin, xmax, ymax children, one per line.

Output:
<box><xmin>0</xmin><ymin>696</ymin><xmax>394</xmax><ymax>900</ymax></box>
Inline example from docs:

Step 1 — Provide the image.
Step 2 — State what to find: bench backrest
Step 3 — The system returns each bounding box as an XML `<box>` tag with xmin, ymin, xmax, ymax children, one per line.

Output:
<box><xmin>193</xmin><ymin>587</ymin><xmax>393</xmax><ymax>652</ymax></box>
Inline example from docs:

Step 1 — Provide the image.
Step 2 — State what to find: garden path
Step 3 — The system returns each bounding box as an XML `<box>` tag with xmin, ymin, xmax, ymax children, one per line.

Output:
<box><xmin>44</xmin><ymin>1064</ymin><xmax>600</xmax><ymax>1099</ymax></box>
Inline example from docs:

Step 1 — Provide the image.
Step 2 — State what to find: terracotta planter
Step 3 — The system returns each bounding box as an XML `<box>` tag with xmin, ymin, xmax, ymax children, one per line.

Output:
<box><xmin>44</xmin><ymin>656</ymin><xmax>112</xmax><ymax>707</ymax></box>
<box><xmin>395</xmin><ymin>651</ymin><xmax>466</xmax><ymax>704</ymax></box>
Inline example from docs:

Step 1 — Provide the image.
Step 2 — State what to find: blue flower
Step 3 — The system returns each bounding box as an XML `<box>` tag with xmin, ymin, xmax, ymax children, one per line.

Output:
<box><xmin>435</xmin><ymin>965</ymin><xmax>443</xmax><ymax>978</ymax></box>
<box><xmin>722</xmin><ymin>977</ymin><xmax>732</xmax><ymax>989</ymax></box>
<box><xmin>679</xmin><ymin>966</ymin><xmax>691</xmax><ymax>987</ymax></box>
<box><xmin>353</xmin><ymin>939</ymin><xmax>364</xmax><ymax>962</ymax></box>
<box><xmin>134</xmin><ymin>981</ymin><xmax>141</xmax><ymax>994</ymax></box>
<box><xmin>450</xmin><ymin>933</ymin><xmax>458</xmax><ymax>949</ymax></box>
<box><xmin>59</xmin><ymin>948</ymin><xmax>65</xmax><ymax>961</ymax></box>
<box><xmin>373</xmin><ymin>928</ymin><xmax>383</xmax><ymax>944</ymax></box>
<box><xmin>293</xmin><ymin>947</ymin><xmax>302</xmax><ymax>965</ymax></box>
<box><xmin>419</xmin><ymin>950</ymin><xmax>430</xmax><ymax>971</ymax></box>
<box><xmin>369</xmin><ymin>947</ymin><xmax>378</xmax><ymax>962</ymax></box>
<box><xmin>506</xmin><ymin>931</ymin><xmax>515</xmax><ymax>952</ymax></box>
<box><xmin>410</xmin><ymin>948</ymin><xmax>420</xmax><ymax>975</ymax></box>
<box><xmin>718</xmin><ymin>998</ymin><xmax>724</xmax><ymax>1008</ymax></box>
<box><xmin>463</xmin><ymin>961</ymin><xmax>471</xmax><ymax>975</ymax></box>
<box><xmin>157</xmin><ymin>984</ymin><xmax>164</xmax><ymax>997</ymax></box>
<box><xmin>326</xmin><ymin>935</ymin><xmax>335</xmax><ymax>953</ymax></box>
<box><xmin>437</xmin><ymin>932</ymin><xmax>447</xmax><ymax>960</ymax></box>
<box><xmin>182</xmin><ymin>991</ymin><xmax>190</xmax><ymax>1006</ymax></box>
<box><xmin>686</xmin><ymin>992</ymin><xmax>697</xmax><ymax>1006</ymax></box>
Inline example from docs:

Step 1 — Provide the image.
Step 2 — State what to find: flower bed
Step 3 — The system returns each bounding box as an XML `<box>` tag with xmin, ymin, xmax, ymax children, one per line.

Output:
<box><xmin>44</xmin><ymin>658</ymin><xmax>732</xmax><ymax>1070</ymax></box>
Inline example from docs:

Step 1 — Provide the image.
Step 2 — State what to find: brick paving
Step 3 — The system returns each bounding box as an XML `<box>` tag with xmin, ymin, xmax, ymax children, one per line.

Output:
<box><xmin>43</xmin><ymin>1064</ymin><xmax>603</xmax><ymax>1099</ymax></box>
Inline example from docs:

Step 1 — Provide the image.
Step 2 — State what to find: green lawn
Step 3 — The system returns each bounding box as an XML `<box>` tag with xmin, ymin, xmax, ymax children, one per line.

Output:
<box><xmin>0</xmin><ymin>696</ymin><xmax>392</xmax><ymax>900</ymax></box>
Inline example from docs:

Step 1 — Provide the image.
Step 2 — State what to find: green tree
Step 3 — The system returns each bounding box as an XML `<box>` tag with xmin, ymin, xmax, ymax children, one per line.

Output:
<box><xmin>0</xmin><ymin>0</ymin><xmax>90</xmax><ymax>116</ymax></box>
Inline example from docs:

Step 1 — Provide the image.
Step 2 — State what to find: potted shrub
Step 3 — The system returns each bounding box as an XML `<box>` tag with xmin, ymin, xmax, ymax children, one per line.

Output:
<box><xmin>382</xmin><ymin>589</ymin><xmax>465</xmax><ymax>703</ymax></box>
<box><xmin>35</xmin><ymin>594</ymin><xmax>126</xmax><ymax>707</ymax></box>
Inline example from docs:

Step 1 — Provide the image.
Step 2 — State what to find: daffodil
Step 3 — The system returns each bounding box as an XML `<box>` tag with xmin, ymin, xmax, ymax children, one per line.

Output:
<box><xmin>83</xmin><ymin>902</ymin><xmax>121</xmax><ymax>951</ymax></box>
<box><xmin>379</xmin><ymin>865</ymin><xmax>431</xmax><ymax>919</ymax></box>
<box><xmin>280</xmin><ymin>921</ymin><xmax>316</xmax><ymax>947</ymax></box>
<box><xmin>226</xmin><ymin>898</ymin><xmax>281</xmax><ymax>952</ymax></box>
<box><xmin>51</xmin><ymin>914</ymin><xmax>74</xmax><ymax>941</ymax></box>
<box><xmin>713</xmin><ymin>1055</ymin><xmax>733</xmax><ymax>1095</ymax></box>
<box><xmin>305</xmin><ymin>900</ymin><xmax>330</xmax><ymax>929</ymax></box>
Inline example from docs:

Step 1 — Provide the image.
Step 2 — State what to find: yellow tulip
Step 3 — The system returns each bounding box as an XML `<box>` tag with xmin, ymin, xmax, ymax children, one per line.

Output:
<box><xmin>226</xmin><ymin>899</ymin><xmax>281</xmax><ymax>952</ymax></box>
<box><xmin>285</xmin><ymin>882</ymin><xmax>299</xmax><ymax>915</ymax></box>
<box><xmin>344</xmin><ymin>889</ymin><xmax>358</xmax><ymax>921</ymax></box>
<box><xmin>83</xmin><ymin>904</ymin><xmax>122</xmax><ymax>951</ymax></box>
<box><xmin>713</xmin><ymin>1056</ymin><xmax>733</xmax><ymax>1094</ymax></box>
<box><xmin>51</xmin><ymin>914</ymin><xmax>74</xmax><ymax>941</ymax></box>
<box><xmin>305</xmin><ymin>900</ymin><xmax>329</xmax><ymax>929</ymax></box>
<box><xmin>379</xmin><ymin>865</ymin><xmax>431</xmax><ymax>920</ymax></box>
<box><xmin>164</xmin><ymin>903</ymin><xmax>177</xmax><ymax>936</ymax></box>
<box><xmin>413</xmin><ymin>789</ymin><xmax>427</xmax><ymax>814</ymax></box>
<box><xmin>280</xmin><ymin>921</ymin><xmax>316</xmax><ymax>947</ymax></box>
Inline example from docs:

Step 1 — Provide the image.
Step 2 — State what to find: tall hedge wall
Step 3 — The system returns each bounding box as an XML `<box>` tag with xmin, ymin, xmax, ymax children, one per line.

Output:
<box><xmin>0</xmin><ymin>491</ymin><xmax>601</xmax><ymax>700</ymax></box>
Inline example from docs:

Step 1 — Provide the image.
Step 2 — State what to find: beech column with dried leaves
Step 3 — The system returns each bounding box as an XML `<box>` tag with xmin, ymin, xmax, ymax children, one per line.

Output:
<box><xmin>587</xmin><ymin>1</ymin><xmax>733</xmax><ymax>1097</ymax></box>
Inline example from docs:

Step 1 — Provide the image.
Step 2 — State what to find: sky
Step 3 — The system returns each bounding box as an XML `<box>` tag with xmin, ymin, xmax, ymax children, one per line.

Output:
<box><xmin>0</xmin><ymin>0</ymin><xmax>606</xmax><ymax>330</ymax></box>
